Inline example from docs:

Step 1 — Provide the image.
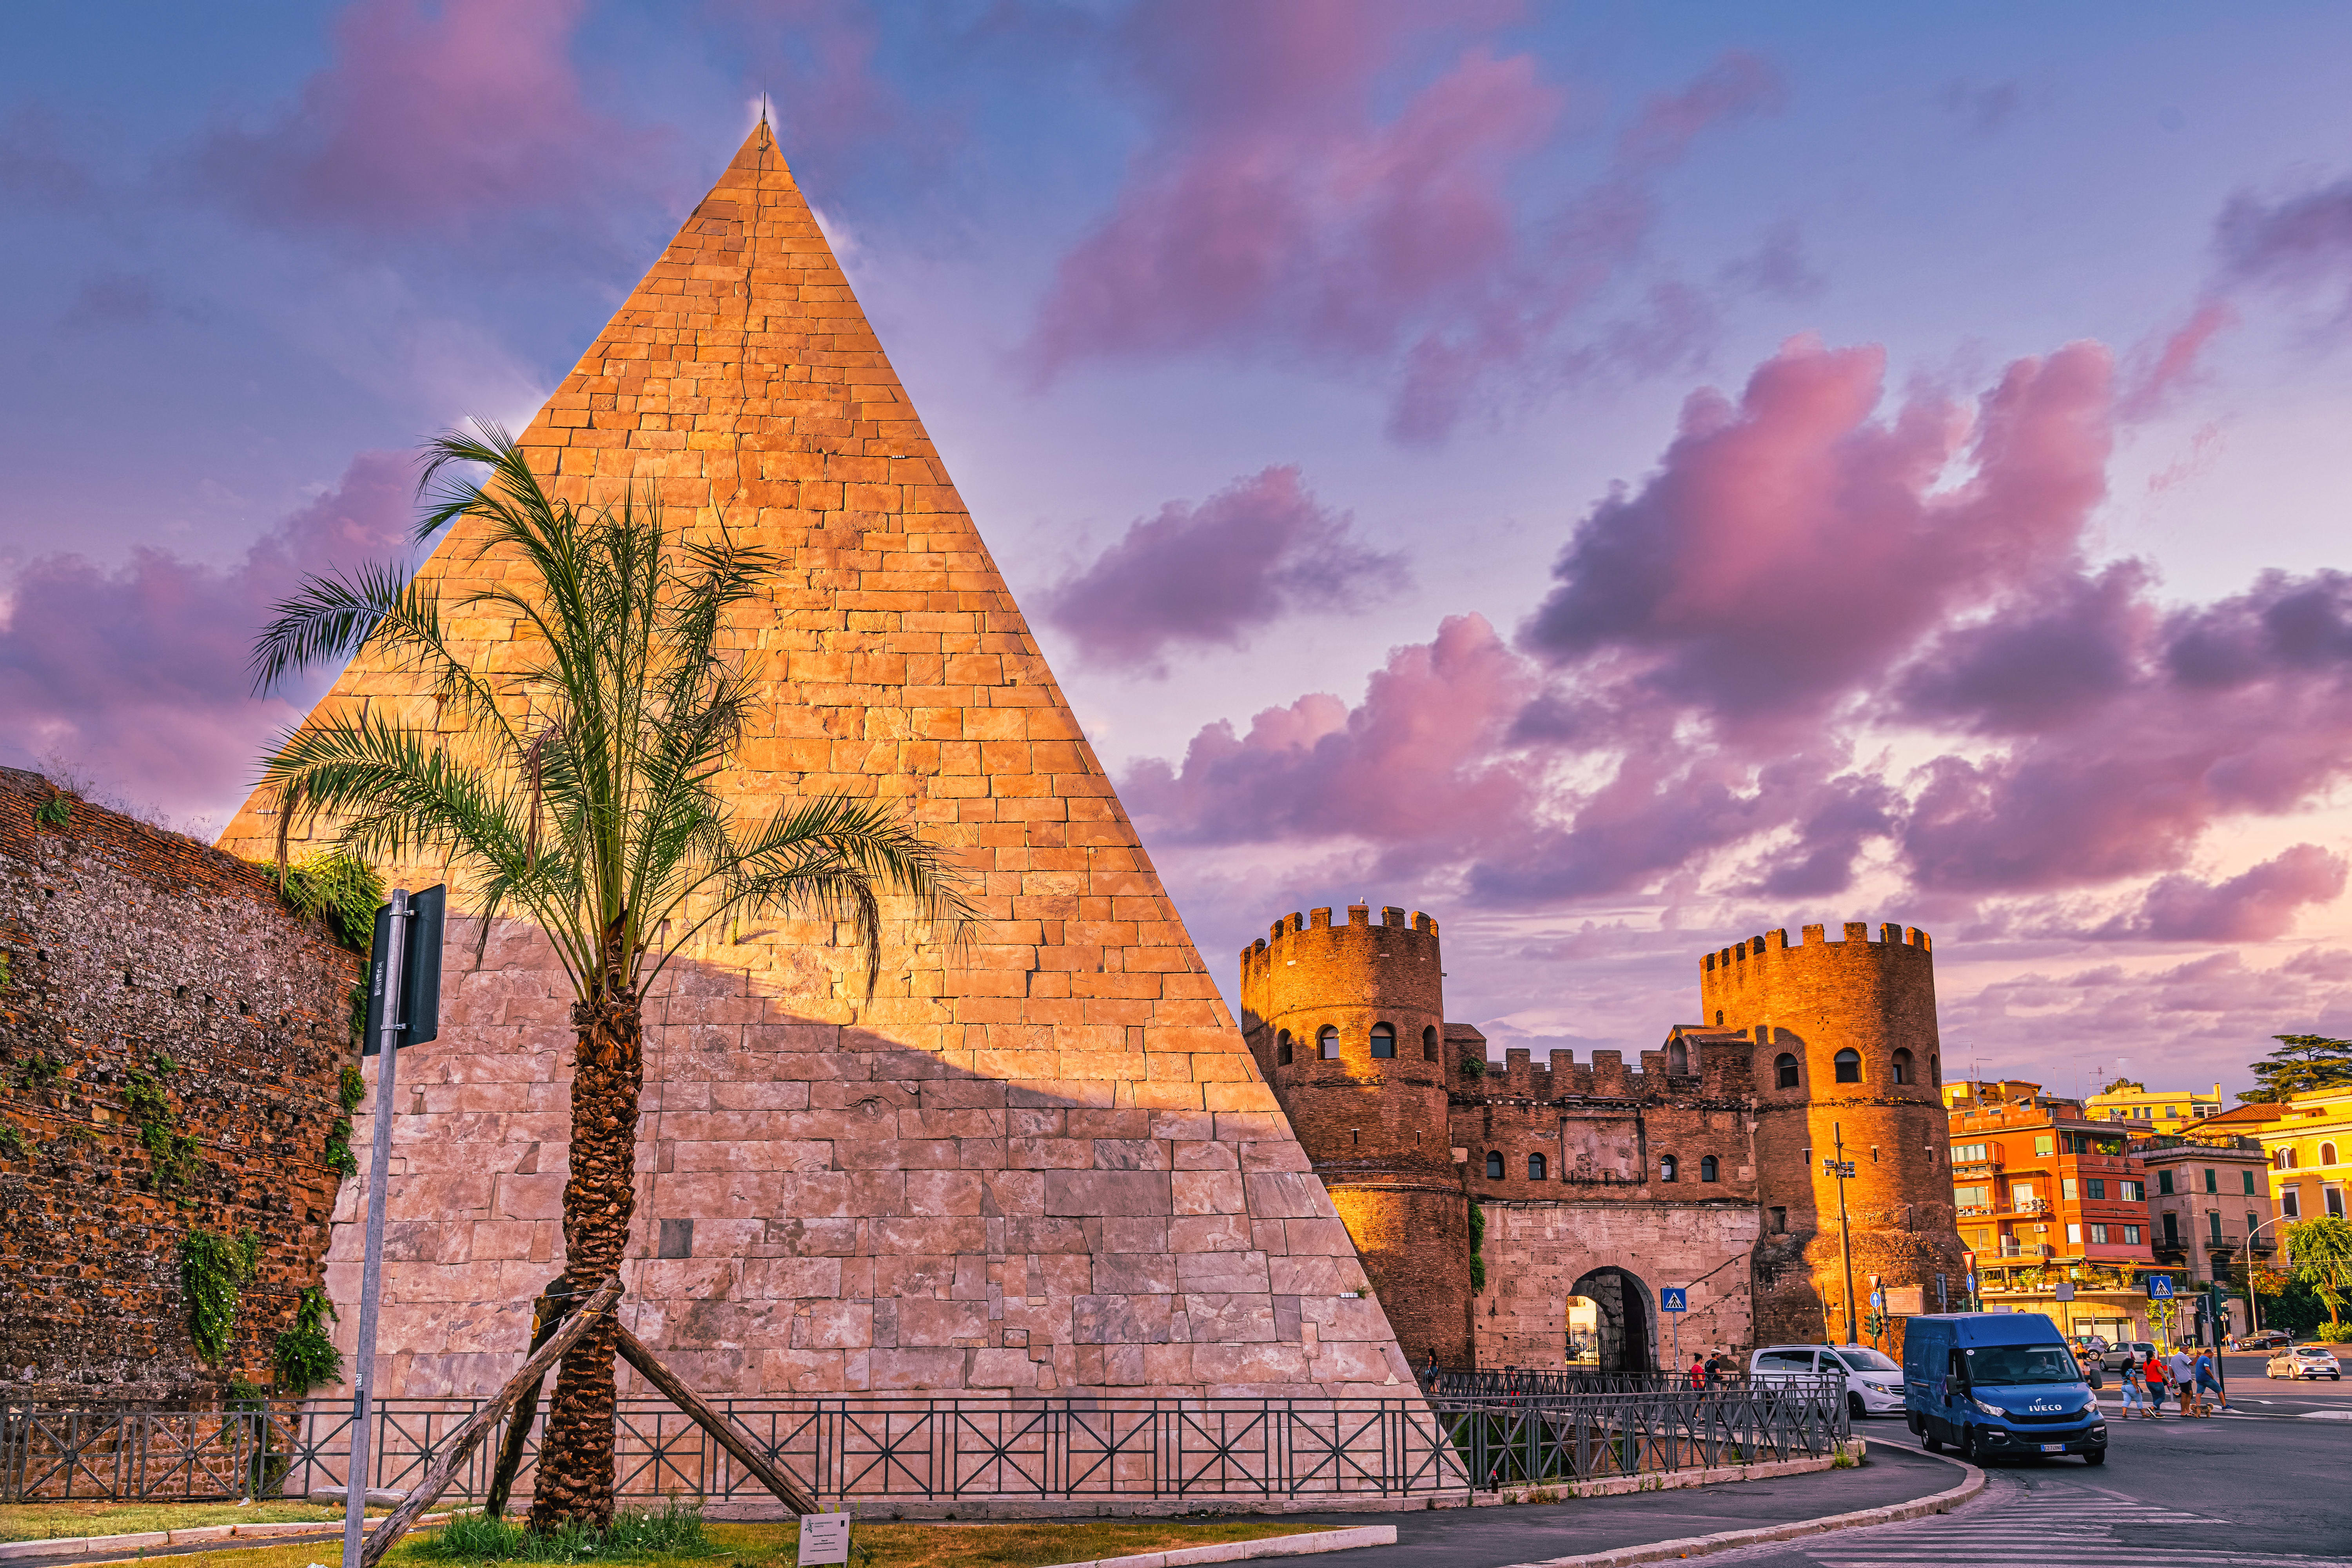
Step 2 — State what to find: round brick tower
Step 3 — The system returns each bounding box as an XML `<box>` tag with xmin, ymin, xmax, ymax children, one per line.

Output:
<box><xmin>1241</xmin><ymin>904</ymin><xmax>1471</xmax><ymax>1368</ymax></box>
<box><xmin>1702</xmin><ymin>922</ymin><xmax>1964</xmax><ymax>1351</ymax></box>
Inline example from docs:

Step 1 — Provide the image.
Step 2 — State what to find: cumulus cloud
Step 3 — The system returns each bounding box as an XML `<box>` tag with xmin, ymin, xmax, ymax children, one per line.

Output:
<box><xmin>1122</xmin><ymin>612</ymin><xmax>1534</xmax><ymax>866</ymax></box>
<box><xmin>1042</xmin><ymin>466</ymin><xmax>1405</xmax><ymax>669</ymax></box>
<box><xmin>1127</xmin><ymin>335</ymin><xmax>2352</xmax><ymax>953</ymax></box>
<box><xmin>188</xmin><ymin>0</ymin><xmax>671</xmax><ymax>253</ymax></box>
<box><xmin>1522</xmin><ymin>336</ymin><xmax>2112</xmax><ymax>731</ymax></box>
<box><xmin>0</xmin><ymin>454</ymin><xmax>413</xmax><ymax>819</ymax></box>
<box><xmin>1022</xmin><ymin>3</ymin><xmax>1782</xmax><ymax>441</ymax></box>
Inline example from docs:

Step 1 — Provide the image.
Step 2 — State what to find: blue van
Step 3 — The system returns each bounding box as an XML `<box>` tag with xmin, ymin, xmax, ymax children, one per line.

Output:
<box><xmin>1902</xmin><ymin>1312</ymin><xmax>2107</xmax><ymax>1464</ymax></box>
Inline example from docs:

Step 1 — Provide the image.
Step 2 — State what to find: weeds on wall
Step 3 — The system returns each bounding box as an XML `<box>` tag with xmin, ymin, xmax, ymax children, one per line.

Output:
<box><xmin>0</xmin><ymin>1124</ymin><xmax>29</xmax><ymax>1160</ymax></box>
<box><xmin>0</xmin><ymin>951</ymin><xmax>12</xmax><ymax>993</ymax></box>
<box><xmin>325</xmin><ymin>1065</ymin><xmax>367</xmax><ymax>1180</ymax></box>
<box><xmin>125</xmin><ymin>1053</ymin><xmax>202</xmax><ymax>1192</ymax></box>
<box><xmin>180</xmin><ymin>1227</ymin><xmax>260</xmax><ymax>1366</ymax></box>
<box><xmin>272</xmin><ymin>1286</ymin><xmax>343</xmax><ymax>1390</ymax></box>
<box><xmin>1468</xmin><ymin>1200</ymin><xmax>1487</xmax><ymax>1294</ymax></box>
<box><xmin>258</xmin><ymin>852</ymin><xmax>385</xmax><ymax>951</ymax></box>
<box><xmin>33</xmin><ymin>793</ymin><xmax>71</xmax><ymax>829</ymax></box>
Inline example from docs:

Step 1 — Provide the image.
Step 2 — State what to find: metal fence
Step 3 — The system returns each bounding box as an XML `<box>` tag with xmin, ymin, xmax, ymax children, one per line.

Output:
<box><xmin>4</xmin><ymin>1383</ymin><xmax>1845</xmax><ymax>1507</ymax></box>
<box><xmin>1421</xmin><ymin>1368</ymin><xmax>1769</xmax><ymax>1398</ymax></box>
<box><xmin>1432</xmin><ymin>1384</ymin><xmax>1848</xmax><ymax>1490</ymax></box>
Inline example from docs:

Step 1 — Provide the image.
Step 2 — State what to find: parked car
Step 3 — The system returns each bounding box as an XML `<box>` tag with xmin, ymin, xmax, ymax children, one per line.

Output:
<box><xmin>2268</xmin><ymin>1345</ymin><xmax>2345</xmax><ymax>1380</ymax></box>
<box><xmin>1749</xmin><ymin>1343</ymin><xmax>1906</xmax><ymax>1417</ymax></box>
<box><xmin>2100</xmin><ymin>1340</ymin><xmax>2157</xmax><ymax>1372</ymax></box>
<box><xmin>2072</xmin><ymin>1334</ymin><xmax>2110</xmax><ymax>1358</ymax></box>
<box><xmin>2232</xmin><ymin>1330</ymin><xmax>2291</xmax><ymax>1352</ymax></box>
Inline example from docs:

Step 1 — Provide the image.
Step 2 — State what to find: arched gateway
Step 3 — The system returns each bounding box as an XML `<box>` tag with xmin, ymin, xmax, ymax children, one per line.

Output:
<box><xmin>1566</xmin><ymin>1267</ymin><xmax>1654</xmax><ymax>1373</ymax></box>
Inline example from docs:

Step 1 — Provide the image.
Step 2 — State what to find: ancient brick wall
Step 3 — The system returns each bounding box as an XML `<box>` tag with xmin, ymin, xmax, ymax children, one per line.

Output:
<box><xmin>1702</xmin><ymin>923</ymin><xmax>1964</xmax><ymax>1349</ymax></box>
<box><xmin>0</xmin><ymin>769</ymin><xmax>358</xmax><ymax>1401</ymax></box>
<box><xmin>1240</xmin><ymin>905</ymin><xmax>1470</xmax><ymax>1368</ymax></box>
<box><xmin>1476</xmin><ymin>1201</ymin><xmax>1758</xmax><ymax>1369</ymax></box>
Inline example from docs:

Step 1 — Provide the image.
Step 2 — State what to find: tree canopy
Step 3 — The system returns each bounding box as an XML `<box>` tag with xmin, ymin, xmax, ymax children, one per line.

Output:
<box><xmin>2240</xmin><ymin>1035</ymin><xmax>2352</xmax><ymax>1103</ymax></box>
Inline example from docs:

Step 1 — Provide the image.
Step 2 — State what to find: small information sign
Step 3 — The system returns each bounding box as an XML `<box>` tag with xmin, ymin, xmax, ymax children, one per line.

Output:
<box><xmin>1659</xmin><ymin>1287</ymin><xmax>1688</xmax><ymax>1313</ymax></box>
<box><xmin>797</xmin><ymin>1512</ymin><xmax>851</xmax><ymax>1566</ymax></box>
<box><xmin>2147</xmin><ymin>1276</ymin><xmax>2175</xmax><ymax>1300</ymax></box>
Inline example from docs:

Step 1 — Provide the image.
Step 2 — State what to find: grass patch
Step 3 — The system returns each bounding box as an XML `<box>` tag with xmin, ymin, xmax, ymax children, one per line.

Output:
<box><xmin>0</xmin><ymin>1500</ymin><xmax>352</xmax><ymax>1544</ymax></box>
<box><xmin>420</xmin><ymin>1503</ymin><xmax>713</xmax><ymax>1564</ymax></box>
<box><xmin>34</xmin><ymin>1512</ymin><xmax>1321</xmax><ymax>1568</ymax></box>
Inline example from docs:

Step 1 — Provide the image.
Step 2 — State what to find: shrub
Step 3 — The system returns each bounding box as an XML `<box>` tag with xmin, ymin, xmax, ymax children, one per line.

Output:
<box><xmin>2317</xmin><ymin>1321</ymin><xmax>2352</xmax><ymax>1343</ymax></box>
<box><xmin>273</xmin><ymin>1287</ymin><xmax>343</xmax><ymax>1391</ymax></box>
<box><xmin>257</xmin><ymin>853</ymin><xmax>385</xmax><ymax>951</ymax></box>
<box><xmin>181</xmin><ymin>1227</ymin><xmax>261</xmax><ymax>1366</ymax></box>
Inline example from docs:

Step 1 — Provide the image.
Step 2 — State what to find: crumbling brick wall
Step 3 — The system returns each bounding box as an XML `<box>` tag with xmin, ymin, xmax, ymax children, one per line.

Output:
<box><xmin>0</xmin><ymin>769</ymin><xmax>359</xmax><ymax>1402</ymax></box>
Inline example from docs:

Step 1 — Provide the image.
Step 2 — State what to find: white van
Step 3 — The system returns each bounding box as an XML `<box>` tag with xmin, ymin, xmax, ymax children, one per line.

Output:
<box><xmin>1750</xmin><ymin>1343</ymin><xmax>1906</xmax><ymax>1417</ymax></box>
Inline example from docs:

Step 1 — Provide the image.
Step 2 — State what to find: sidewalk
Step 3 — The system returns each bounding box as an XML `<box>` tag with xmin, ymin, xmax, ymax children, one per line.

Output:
<box><xmin>1222</xmin><ymin>1439</ymin><xmax>1971</xmax><ymax>1568</ymax></box>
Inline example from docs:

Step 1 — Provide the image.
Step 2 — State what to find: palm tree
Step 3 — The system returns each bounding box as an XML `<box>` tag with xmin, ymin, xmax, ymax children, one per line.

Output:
<box><xmin>251</xmin><ymin>424</ymin><xmax>972</xmax><ymax>1528</ymax></box>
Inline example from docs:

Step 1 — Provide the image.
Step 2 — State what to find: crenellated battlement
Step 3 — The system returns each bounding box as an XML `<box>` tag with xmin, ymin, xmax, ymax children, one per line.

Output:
<box><xmin>1452</xmin><ymin>1028</ymin><xmax>1756</xmax><ymax>1105</ymax></box>
<box><xmin>1700</xmin><ymin>920</ymin><xmax>1930</xmax><ymax>977</ymax></box>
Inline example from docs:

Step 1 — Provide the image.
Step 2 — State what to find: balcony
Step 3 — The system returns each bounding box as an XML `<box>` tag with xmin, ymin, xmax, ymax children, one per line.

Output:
<box><xmin>2249</xmin><ymin>1235</ymin><xmax>2278</xmax><ymax>1255</ymax></box>
<box><xmin>2003</xmin><ymin>1197</ymin><xmax>2053</xmax><ymax>1216</ymax></box>
<box><xmin>1954</xmin><ymin>1155</ymin><xmax>2004</xmax><ymax>1174</ymax></box>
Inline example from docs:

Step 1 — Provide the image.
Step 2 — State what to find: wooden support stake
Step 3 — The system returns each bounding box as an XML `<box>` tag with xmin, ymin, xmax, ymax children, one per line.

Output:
<box><xmin>357</xmin><ymin>1275</ymin><xmax>624</xmax><ymax>1568</ymax></box>
<box><xmin>484</xmin><ymin>1279</ymin><xmax>573</xmax><ymax>1519</ymax></box>
<box><xmin>612</xmin><ymin>1323</ymin><xmax>816</xmax><ymax>1515</ymax></box>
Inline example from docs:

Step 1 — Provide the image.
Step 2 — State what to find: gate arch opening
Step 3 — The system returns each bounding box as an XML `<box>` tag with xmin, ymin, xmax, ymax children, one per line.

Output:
<box><xmin>1564</xmin><ymin>1266</ymin><xmax>1654</xmax><ymax>1372</ymax></box>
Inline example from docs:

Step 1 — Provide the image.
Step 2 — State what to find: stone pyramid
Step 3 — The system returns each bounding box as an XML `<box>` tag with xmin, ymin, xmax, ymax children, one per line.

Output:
<box><xmin>217</xmin><ymin>124</ymin><xmax>1414</xmax><ymax>1402</ymax></box>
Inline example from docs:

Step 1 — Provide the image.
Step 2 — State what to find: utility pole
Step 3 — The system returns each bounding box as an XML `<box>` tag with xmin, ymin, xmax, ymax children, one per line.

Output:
<box><xmin>344</xmin><ymin>890</ymin><xmax>409</xmax><ymax>1568</ymax></box>
<box><xmin>1825</xmin><ymin>1125</ymin><xmax>1859</xmax><ymax>1345</ymax></box>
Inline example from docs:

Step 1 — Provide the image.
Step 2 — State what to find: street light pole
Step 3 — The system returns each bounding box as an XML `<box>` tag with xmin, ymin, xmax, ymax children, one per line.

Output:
<box><xmin>1825</xmin><ymin>1125</ymin><xmax>1859</xmax><ymax>1345</ymax></box>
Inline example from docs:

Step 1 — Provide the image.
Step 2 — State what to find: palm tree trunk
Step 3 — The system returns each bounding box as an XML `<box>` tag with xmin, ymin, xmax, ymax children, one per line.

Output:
<box><xmin>529</xmin><ymin>931</ymin><xmax>643</xmax><ymax>1531</ymax></box>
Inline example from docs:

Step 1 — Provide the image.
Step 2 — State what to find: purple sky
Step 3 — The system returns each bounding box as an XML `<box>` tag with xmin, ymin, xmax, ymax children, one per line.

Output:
<box><xmin>9</xmin><ymin>2</ymin><xmax>2352</xmax><ymax>1099</ymax></box>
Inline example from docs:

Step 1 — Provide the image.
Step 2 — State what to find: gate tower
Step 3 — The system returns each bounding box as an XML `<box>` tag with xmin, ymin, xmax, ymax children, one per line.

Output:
<box><xmin>1702</xmin><ymin>922</ymin><xmax>1964</xmax><ymax>1348</ymax></box>
<box><xmin>1240</xmin><ymin>905</ymin><xmax>1472</xmax><ymax>1368</ymax></box>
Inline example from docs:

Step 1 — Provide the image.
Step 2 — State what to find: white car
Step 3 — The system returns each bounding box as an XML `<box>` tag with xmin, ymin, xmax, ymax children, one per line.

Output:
<box><xmin>1750</xmin><ymin>1343</ymin><xmax>1906</xmax><ymax>1417</ymax></box>
<box><xmin>2268</xmin><ymin>1345</ymin><xmax>2345</xmax><ymax>1380</ymax></box>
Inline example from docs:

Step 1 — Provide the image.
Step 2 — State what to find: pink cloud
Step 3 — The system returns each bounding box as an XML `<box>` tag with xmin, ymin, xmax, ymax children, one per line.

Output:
<box><xmin>1042</xmin><ymin>466</ymin><xmax>1405</xmax><ymax>670</ymax></box>
<box><xmin>1521</xmin><ymin>335</ymin><xmax>2112</xmax><ymax>730</ymax></box>
<box><xmin>190</xmin><ymin>0</ymin><xmax>669</xmax><ymax>246</ymax></box>
<box><xmin>1024</xmin><ymin>6</ymin><xmax>1782</xmax><ymax>441</ymax></box>
<box><xmin>1123</xmin><ymin>612</ymin><xmax>1535</xmax><ymax>864</ymax></box>
<box><xmin>0</xmin><ymin>454</ymin><xmax>413</xmax><ymax>820</ymax></box>
<box><xmin>2131</xmin><ymin>845</ymin><xmax>2348</xmax><ymax>942</ymax></box>
<box><xmin>2118</xmin><ymin>301</ymin><xmax>2236</xmax><ymax>420</ymax></box>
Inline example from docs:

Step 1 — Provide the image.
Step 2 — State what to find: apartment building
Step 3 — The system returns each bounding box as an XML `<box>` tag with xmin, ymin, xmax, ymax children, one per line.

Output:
<box><xmin>2134</xmin><ymin>1134</ymin><xmax>2275</xmax><ymax>1339</ymax></box>
<box><xmin>1947</xmin><ymin>1080</ymin><xmax>2158</xmax><ymax>1343</ymax></box>
<box><xmin>2189</xmin><ymin>1087</ymin><xmax>2352</xmax><ymax>1225</ymax></box>
<box><xmin>2087</xmin><ymin>1082</ymin><xmax>2227</xmax><ymax>1134</ymax></box>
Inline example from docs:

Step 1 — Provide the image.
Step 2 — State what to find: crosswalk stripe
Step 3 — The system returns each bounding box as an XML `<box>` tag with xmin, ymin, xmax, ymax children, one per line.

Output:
<box><xmin>1802</xmin><ymin>1480</ymin><xmax>2345</xmax><ymax>1568</ymax></box>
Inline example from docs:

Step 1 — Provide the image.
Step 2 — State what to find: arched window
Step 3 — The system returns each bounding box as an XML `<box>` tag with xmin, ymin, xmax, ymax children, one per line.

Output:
<box><xmin>1700</xmin><ymin>1154</ymin><xmax>1719</xmax><ymax>1182</ymax></box>
<box><xmin>1318</xmin><ymin>1026</ymin><xmax>1341</xmax><ymax>1060</ymax></box>
<box><xmin>1528</xmin><ymin>1152</ymin><xmax>1547</xmax><ymax>1181</ymax></box>
<box><xmin>1930</xmin><ymin>1053</ymin><xmax>1940</xmax><ymax>1086</ymax></box>
<box><xmin>1658</xmin><ymin>1154</ymin><xmax>1679</xmax><ymax>1183</ymax></box>
<box><xmin>1775</xmin><ymin>1053</ymin><xmax>1800</xmax><ymax>1090</ymax></box>
<box><xmin>2325</xmin><ymin>1143</ymin><xmax>2340</xmax><ymax>1167</ymax></box>
<box><xmin>1715</xmin><ymin>1010</ymin><xmax>1725</xmax><ymax>1026</ymax></box>
<box><xmin>1667</xmin><ymin>1040</ymin><xmax>1688</xmax><ymax>1075</ymax></box>
<box><xmin>1370</xmin><ymin>1023</ymin><xmax>1396</xmax><ymax>1059</ymax></box>
<box><xmin>2279</xmin><ymin>1148</ymin><xmax>2300</xmax><ymax>1171</ymax></box>
<box><xmin>1834</xmin><ymin>1048</ymin><xmax>1862</xmax><ymax>1083</ymax></box>
<box><xmin>1485</xmin><ymin>1151</ymin><xmax>1504</xmax><ymax>1180</ymax></box>
<box><xmin>1277</xmin><ymin>1031</ymin><xmax>1293</xmax><ymax>1066</ymax></box>
<box><xmin>1422</xmin><ymin>1025</ymin><xmax>1439</xmax><ymax>1061</ymax></box>
<box><xmin>1891</xmin><ymin>1048</ymin><xmax>1913</xmax><ymax>1085</ymax></box>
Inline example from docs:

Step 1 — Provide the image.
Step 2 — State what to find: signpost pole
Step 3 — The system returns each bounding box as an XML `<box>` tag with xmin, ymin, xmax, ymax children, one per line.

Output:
<box><xmin>1826</xmin><ymin>1127</ymin><xmax>1858</xmax><ymax>1343</ymax></box>
<box><xmin>344</xmin><ymin>890</ymin><xmax>409</xmax><ymax>1568</ymax></box>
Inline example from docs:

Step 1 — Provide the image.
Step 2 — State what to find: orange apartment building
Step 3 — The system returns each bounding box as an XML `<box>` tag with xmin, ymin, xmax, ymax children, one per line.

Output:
<box><xmin>1945</xmin><ymin>1080</ymin><xmax>2158</xmax><ymax>1342</ymax></box>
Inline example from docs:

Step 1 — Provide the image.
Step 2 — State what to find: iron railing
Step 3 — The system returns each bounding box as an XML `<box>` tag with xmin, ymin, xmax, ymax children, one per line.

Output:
<box><xmin>1434</xmin><ymin>1384</ymin><xmax>1848</xmax><ymax>1490</ymax></box>
<box><xmin>4</xmin><ymin>1383</ymin><xmax>1845</xmax><ymax>1506</ymax></box>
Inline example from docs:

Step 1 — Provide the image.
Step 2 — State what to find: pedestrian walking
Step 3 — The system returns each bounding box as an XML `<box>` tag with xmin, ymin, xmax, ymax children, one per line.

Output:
<box><xmin>2167</xmin><ymin>1347</ymin><xmax>2205</xmax><ymax>1416</ymax></box>
<box><xmin>2146</xmin><ymin>1352</ymin><xmax>2169</xmax><ymax>1416</ymax></box>
<box><xmin>2194</xmin><ymin>1347</ymin><xmax>2226</xmax><ymax>1412</ymax></box>
<box><xmin>2120</xmin><ymin>1360</ymin><xmax>2151</xmax><ymax>1419</ymax></box>
<box><xmin>1688</xmin><ymin>1353</ymin><xmax>1707</xmax><ymax>1390</ymax></box>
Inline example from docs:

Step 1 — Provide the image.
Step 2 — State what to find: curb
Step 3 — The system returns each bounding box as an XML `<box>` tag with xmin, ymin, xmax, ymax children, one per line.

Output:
<box><xmin>1474</xmin><ymin>1444</ymin><xmax>1854</xmax><ymax>1506</ymax></box>
<box><xmin>1492</xmin><ymin>1449</ymin><xmax>1986</xmax><ymax>1568</ymax></box>
<box><xmin>1033</xmin><ymin>1526</ymin><xmax>1399</xmax><ymax>1568</ymax></box>
<box><xmin>0</xmin><ymin>1514</ymin><xmax>452</xmax><ymax>1564</ymax></box>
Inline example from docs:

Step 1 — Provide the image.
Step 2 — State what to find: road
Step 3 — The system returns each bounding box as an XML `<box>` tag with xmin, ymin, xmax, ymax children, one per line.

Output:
<box><xmin>1706</xmin><ymin>1355</ymin><xmax>2352</xmax><ymax>1568</ymax></box>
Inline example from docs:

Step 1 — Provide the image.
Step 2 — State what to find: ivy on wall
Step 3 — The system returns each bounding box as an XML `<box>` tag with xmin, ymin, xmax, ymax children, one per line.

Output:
<box><xmin>179</xmin><ymin>1228</ymin><xmax>260</xmax><ymax>1366</ymax></box>
<box><xmin>125</xmin><ymin>1053</ymin><xmax>202</xmax><ymax>1194</ymax></box>
<box><xmin>324</xmin><ymin>1065</ymin><xmax>366</xmax><ymax>1180</ymax></box>
<box><xmin>1468</xmin><ymin>1201</ymin><xmax>1487</xmax><ymax>1294</ymax></box>
<box><xmin>272</xmin><ymin>1287</ymin><xmax>343</xmax><ymax>1390</ymax></box>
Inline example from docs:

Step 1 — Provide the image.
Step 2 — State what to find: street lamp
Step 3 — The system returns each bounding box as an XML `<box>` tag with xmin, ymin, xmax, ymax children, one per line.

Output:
<box><xmin>2238</xmin><ymin>1211</ymin><xmax>2295</xmax><ymax>1339</ymax></box>
<box><xmin>1824</xmin><ymin>1126</ymin><xmax>1859</xmax><ymax>1345</ymax></box>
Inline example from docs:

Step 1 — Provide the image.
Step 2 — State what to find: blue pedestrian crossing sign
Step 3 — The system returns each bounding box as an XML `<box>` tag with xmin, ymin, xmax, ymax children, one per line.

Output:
<box><xmin>1660</xmin><ymin>1288</ymin><xmax>1688</xmax><ymax>1314</ymax></box>
<box><xmin>2147</xmin><ymin>1276</ymin><xmax>2175</xmax><ymax>1299</ymax></box>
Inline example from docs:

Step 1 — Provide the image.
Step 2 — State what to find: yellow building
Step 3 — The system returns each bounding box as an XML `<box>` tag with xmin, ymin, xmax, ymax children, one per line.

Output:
<box><xmin>2212</xmin><ymin>1088</ymin><xmax>2352</xmax><ymax>1225</ymax></box>
<box><xmin>2087</xmin><ymin>1082</ymin><xmax>2225</xmax><ymax>1134</ymax></box>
